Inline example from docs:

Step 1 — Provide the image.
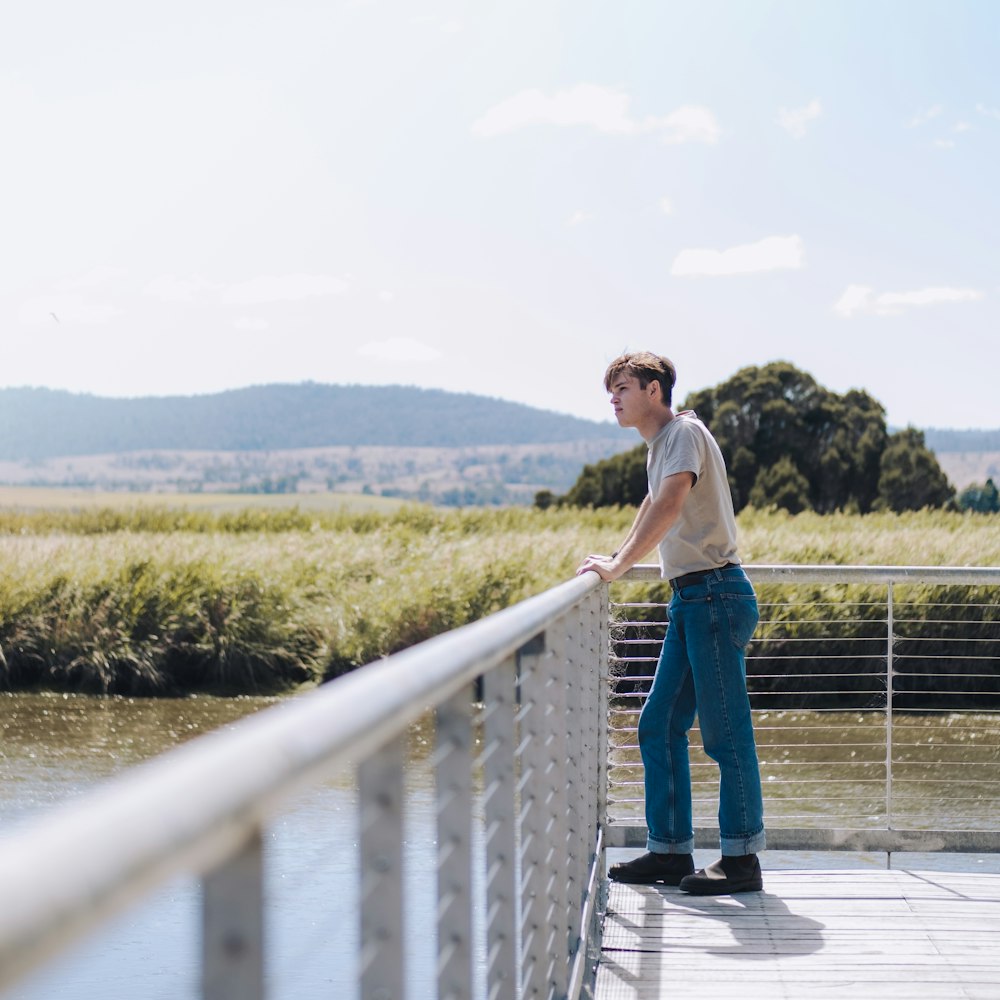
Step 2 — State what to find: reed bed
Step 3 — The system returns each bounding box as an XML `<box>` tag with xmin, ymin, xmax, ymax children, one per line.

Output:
<box><xmin>0</xmin><ymin>504</ymin><xmax>996</xmax><ymax>696</ymax></box>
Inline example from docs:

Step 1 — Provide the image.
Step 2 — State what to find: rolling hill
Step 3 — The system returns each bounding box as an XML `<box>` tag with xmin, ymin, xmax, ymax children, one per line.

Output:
<box><xmin>0</xmin><ymin>384</ymin><xmax>629</xmax><ymax>461</ymax></box>
<box><xmin>0</xmin><ymin>384</ymin><xmax>633</xmax><ymax>505</ymax></box>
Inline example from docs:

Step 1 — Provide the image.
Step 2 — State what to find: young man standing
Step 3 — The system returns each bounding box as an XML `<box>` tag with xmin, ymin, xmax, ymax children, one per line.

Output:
<box><xmin>577</xmin><ymin>351</ymin><xmax>765</xmax><ymax>894</ymax></box>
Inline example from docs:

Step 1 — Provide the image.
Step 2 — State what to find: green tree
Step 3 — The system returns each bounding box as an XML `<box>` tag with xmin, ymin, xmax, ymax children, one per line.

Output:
<box><xmin>684</xmin><ymin>362</ymin><xmax>888</xmax><ymax>514</ymax></box>
<box><xmin>875</xmin><ymin>427</ymin><xmax>955</xmax><ymax>511</ymax></box>
<box><xmin>748</xmin><ymin>456</ymin><xmax>811</xmax><ymax>513</ymax></box>
<box><xmin>957</xmin><ymin>478</ymin><xmax>1000</xmax><ymax>513</ymax></box>
<box><xmin>551</xmin><ymin>444</ymin><xmax>647</xmax><ymax>508</ymax></box>
<box><xmin>533</xmin><ymin>489</ymin><xmax>557</xmax><ymax>510</ymax></box>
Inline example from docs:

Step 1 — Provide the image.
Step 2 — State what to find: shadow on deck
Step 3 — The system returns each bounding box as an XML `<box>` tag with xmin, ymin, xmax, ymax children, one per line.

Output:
<box><xmin>597</xmin><ymin>850</ymin><xmax>1000</xmax><ymax>999</ymax></box>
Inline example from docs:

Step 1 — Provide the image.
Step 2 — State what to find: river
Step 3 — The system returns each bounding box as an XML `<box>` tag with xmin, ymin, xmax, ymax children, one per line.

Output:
<box><xmin>0</xmin><ymin>692</ymin><xmax>472</xmax><ymax>1000</ymax></box>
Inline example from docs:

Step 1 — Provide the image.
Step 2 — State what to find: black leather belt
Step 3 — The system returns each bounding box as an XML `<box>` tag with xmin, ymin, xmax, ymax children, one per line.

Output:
<box><xmin>670</xmin><ymin>562</ymin><xmax>739</xmax><ymax>590</ymax></box>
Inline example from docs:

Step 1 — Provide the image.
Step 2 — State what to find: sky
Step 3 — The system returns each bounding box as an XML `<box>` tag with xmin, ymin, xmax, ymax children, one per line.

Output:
<box><xmin>3</xmin><ymin>0</ymin><xmax>999</xmax><ymax>430</ymax></box>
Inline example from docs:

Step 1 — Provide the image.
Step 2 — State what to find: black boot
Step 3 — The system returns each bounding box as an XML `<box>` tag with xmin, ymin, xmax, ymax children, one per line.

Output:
<box><xmin>679</xmin><ymin>854</ymin><xmax>762</xmax><ymax>895</ymax></box>
<box><xmin>608</xmin><ymin>852</ymin><xmax>695</xmax><ymax>885</ymax></box>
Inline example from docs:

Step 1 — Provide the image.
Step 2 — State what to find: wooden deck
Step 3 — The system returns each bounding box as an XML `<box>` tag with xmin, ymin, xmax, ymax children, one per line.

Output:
<box><xmin>596</xmin><ymin>866</ymin><xmax>1000</xmax><ymax>999</ymax></box>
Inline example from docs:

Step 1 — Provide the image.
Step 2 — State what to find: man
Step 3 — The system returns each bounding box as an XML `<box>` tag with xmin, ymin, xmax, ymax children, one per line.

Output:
<box><xmin>577</xmin><ymin>351</ymin><xmax>765</xmax><ymax>894</ymax></box>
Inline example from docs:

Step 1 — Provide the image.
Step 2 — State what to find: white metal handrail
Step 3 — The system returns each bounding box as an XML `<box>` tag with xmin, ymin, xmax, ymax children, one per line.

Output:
<box><xmin>0</xmin><ymin>572</ymin><xmax>608</xmax><ymax>1000</ymax></box>
<box><xmin>624</xmin><ymin>564</ymin><xmax>1000</xmax><ymax>585</ymax></box>
<box><xmin>607</xmin><ymin>563</ymin><xmax>1000</xmax><ymax>855</ymax></box>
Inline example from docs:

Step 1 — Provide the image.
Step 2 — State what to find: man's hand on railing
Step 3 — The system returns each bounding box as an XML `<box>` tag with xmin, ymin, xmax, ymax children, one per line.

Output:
<box><xmin>576</xmin><ymin>553</ymin><xmax>625</xmax><ymax>582</ymax></box>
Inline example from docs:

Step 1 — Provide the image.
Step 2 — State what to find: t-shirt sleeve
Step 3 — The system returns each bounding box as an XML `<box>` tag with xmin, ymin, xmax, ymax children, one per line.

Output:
<box><xmin>657</xmin><ymin>421</ymin><xmax>704</xmax><ymax>484</ymax></box>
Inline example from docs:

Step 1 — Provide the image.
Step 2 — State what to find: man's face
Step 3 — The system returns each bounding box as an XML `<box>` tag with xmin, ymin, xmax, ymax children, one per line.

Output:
<box><xmin>608</xmin><ymin>372</ymin><xmax>657</xmax><ymax>428</ymax></box>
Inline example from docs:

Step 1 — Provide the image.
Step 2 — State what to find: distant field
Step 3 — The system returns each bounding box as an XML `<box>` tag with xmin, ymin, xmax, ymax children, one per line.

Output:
<box><xmin>0</xmin><ymin>486</ymin><xmax>407</xmax><ymax>514</ymax></box>
<box><xmin>935</xmin><ymin>451</ymin><xmax>1000</xmax><ymax>491</ymax></box>
<box><xmin>0</xmin><ymin>439</ymin><xmax>631</xmax><ymax>507</ymax></box>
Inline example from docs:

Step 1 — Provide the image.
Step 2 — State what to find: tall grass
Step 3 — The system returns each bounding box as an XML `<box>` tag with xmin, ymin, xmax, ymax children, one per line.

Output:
<box><xmin>0</xmin><ymin>504</ymin><xmax>996</xmax><ymax>696</ymax></box>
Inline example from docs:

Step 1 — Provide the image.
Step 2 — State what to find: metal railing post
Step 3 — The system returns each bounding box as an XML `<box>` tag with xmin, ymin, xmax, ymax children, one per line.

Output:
<box><xmin>544</xmin><ymin>623</ymin><xmax>571</xmax><ymax>997</ymax></box>
<box><xmin>435</xmin><ymin>688</ymin><xmax>475</xmax><ymax>1000</ymax></box>
<box><xmin>359</xmin><ymin>736</ymin><xmax>406</xmax><ymax>1000</ymax></box>
<box><xmin>517</xmin><ymin>633</ymin><xmax>550</xmax><ymax>999</ymax></box>
<box><xmin>596</xmin><ymin>585</ymin><xmax>610</xmax><ymax>853</ymax></box>
<box><xmin>886</xmin><ymin>580</ymin><xmax>895</xmax><ymax>833</ymax></box>
<box><xmin>481</xmin><ymin>656</ymin><xmax>520</xmax><ymax>1000</ymax></box>
<box><xmin>566</xmin><ymin>587</ymin><xmax>606</xmax><ymax>1000</ymax></box>
<box><xmin>563</xmin><ymin>602</ymin><xmax>586</xmax><ymax>954</ymax></box>
<box><xmin>202</xmin><ymin>828</ymin><xmax>265</xmax><ymax>1000</ymax></box>
<box><xmin>582</xmin><ymin>589</ymin><xmax>600</xmax><ymax>844</ymax></box>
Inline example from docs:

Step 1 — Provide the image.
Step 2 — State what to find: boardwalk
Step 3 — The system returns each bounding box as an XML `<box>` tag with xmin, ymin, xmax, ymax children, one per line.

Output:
<box><xmin>597</xmin><ymin>865</ymin><xmax>1000</xmax><ymax>999</ymax></box>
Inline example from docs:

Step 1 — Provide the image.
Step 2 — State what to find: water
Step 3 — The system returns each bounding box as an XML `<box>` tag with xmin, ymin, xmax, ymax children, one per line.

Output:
<box><xmin>0</xmin><ymin>693</ymin><xmax>458</xmax><ymax>1000</ymax></box>
<box><xmin>607</xmin><ymin>707</ymin><xmax>1000</xmax><ymax>833</ymax></box>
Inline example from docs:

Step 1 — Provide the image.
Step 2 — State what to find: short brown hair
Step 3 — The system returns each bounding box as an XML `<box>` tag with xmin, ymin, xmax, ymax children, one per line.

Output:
<box><xmin>603</xmin><ymin>352</ymin><xmax>676</xmax><ymax>407</ymax></box>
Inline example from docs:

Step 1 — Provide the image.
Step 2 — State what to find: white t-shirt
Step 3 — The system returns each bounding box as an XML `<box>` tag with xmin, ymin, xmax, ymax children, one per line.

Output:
<box><xmin>646</xmin><ymin>410</ymin><xmax>741</xmax><ymax>581</ymax></box>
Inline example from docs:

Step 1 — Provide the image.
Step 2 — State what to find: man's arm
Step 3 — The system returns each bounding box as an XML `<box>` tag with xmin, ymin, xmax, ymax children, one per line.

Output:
<box><xmin>613</xmin><ymin>493</ymin><xmax>651</xmax><ymax>555</ymax></box>
<box><xmin>581</xmin><ymin>491</ymin><xmax>653</xmax><ymax>565</ymax></box>
<box><xmin>577</xmin><ymin>494</ymin><xmax>648</xmax><ymax>573</ymax></box>
<box><xmin>576</xmin><ymin>472</ymin><xmax>694</xmax><ymax>582</ymax></box>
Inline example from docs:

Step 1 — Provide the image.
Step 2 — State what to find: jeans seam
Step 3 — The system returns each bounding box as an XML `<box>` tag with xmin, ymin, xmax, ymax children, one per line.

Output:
<box><xmin>711</xmin><ymin>585</ymin><xmax>751</xmax><ymax>838</ymax></box>
<box><xmin>663</xmin><ymin>666</ymin><xmax>681</xmax><ymax>845</ymax></box>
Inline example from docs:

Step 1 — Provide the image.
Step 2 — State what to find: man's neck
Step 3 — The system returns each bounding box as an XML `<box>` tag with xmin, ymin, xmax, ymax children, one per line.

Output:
<box><xmin>639</xmin><ymin>407</ymin><xmax>675</xmax><ymax>443</ymax></box>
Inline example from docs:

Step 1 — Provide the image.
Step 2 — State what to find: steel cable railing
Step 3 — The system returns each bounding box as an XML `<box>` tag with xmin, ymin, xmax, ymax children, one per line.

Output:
<box><xmin>605</xmin><ymin>564</ymin><xmax>1000</xmax><ymax>854</ymax></box>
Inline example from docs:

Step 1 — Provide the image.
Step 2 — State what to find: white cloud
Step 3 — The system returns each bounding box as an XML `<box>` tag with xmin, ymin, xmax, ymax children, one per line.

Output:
<box><xmin>832</xmin><ymin>285</ymin><xmax>873</xmax><ymax>318</ymax></box>
<box><xmin>57</xmin><ymin>266</ymin><xmax>127</xmax><ymax>290</ymax></box>
<box><xmin>357</xmin><ymin>337</ymin><xmax>442</xmax><ymax>363</ymax></box>
<box><xmin>954</xmin><ymin>121</ymin><xmax>973</xmax><ymax>133</ymax></box>
<box><xmin>908</xmin><ymin>104</ymin><xmax>944</xmax><ymax>127</ymax></box>
<box><xmin>473</xmin><ymin>84</ymin><xmax>633</xmax><ymax>136</ymax></box>
<box><xmin>659</xmin><ymin>197</ymin><xmax>674</xmax><ymax>215</ymax></box>
<box><xmin>659</xmin><ymin>106</ymin><xmax>720</xmax><ymax>144</ymax></box>
<box><xmin>776</xmin><ymin>99</ymin><xmax>822</xmax><ymax>138</ymax></box>
<box><xmin>472</xmin><ymin>85</ymin><xmax>720</xmax><ymax>143</ymax></box>
<box><xmin>933</xmin><ymin>138</ymin><xmax>956</xmax><ymax>149</ymax></box>
<box><xmin>976</xmin><ymin>103</ymin><xmax>1000</xmax><ymax>120</ymax></box>
<box><xmin>18</xmin><ymin>295</ymin><xmax>123</xmax><ymax>326</ymax></box>
<box><xmin>144</xmin><ymin>274</ymin><xmax>218</xmax><ymax>301</ymax></box>
<box><xmin>834</xmin><ymin>284</ymin><xmax>983</xmax><ymax>318</ymax></box>
<box><xmin>568</xmin><ymin>209</ymin><xmax>594</xmax><ymax>226</ymax></box>
<box><xmin>671</xmin><ymin>235</ymin><xmax>804</xmax><ymax>277</ymax></box>
<box><xmin>233</xmin><ymin>317</ymin><xmax>269</xmax><ymax>331</ymax></box>
<box><xmin>221</xmin><ymin>273</ymin><xmax>350</xmax><ymax>305</ymax></box>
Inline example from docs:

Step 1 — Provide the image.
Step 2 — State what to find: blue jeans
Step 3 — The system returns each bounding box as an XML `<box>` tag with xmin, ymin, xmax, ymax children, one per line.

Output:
<box><xmin>638</xmin><ymin>565</ymin><xmax>766</xmax><ymax>856</ymax></box>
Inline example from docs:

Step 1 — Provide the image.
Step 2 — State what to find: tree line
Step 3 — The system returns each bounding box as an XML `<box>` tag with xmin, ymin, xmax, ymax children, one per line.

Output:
<box><xmin>537</xmin><ymin>362</ymin><xmax>965</xmax><ymax>514</ymax></box>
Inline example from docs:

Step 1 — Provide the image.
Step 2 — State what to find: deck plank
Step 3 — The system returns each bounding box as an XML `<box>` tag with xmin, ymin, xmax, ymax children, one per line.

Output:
<box><xmin>595</xmin><ymin>869</ymin><xmax>1000</xmax><ymax>999</ymax></box>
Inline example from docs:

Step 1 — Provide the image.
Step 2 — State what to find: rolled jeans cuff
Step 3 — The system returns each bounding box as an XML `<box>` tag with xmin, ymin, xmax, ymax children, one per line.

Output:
<box><xmin>646</xmin><ymin>834</ymin><xmax>694</xmax><ymax>854</ymax></box>
<box><xmin>721</xmin><ymin>827</ymin><xmax>766</xmax><ymax>856</ymax></box>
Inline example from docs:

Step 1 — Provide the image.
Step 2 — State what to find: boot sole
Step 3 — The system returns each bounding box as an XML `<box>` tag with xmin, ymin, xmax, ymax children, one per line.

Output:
<box><xmin>608</xmin><ymin>872</ymin><xmax>690</xmax><ymax>886</ymax></box>
<box><xmin>679</xmin><ymin>877</ymin><xmax>763</xmax><ymax>895</ymax></box>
